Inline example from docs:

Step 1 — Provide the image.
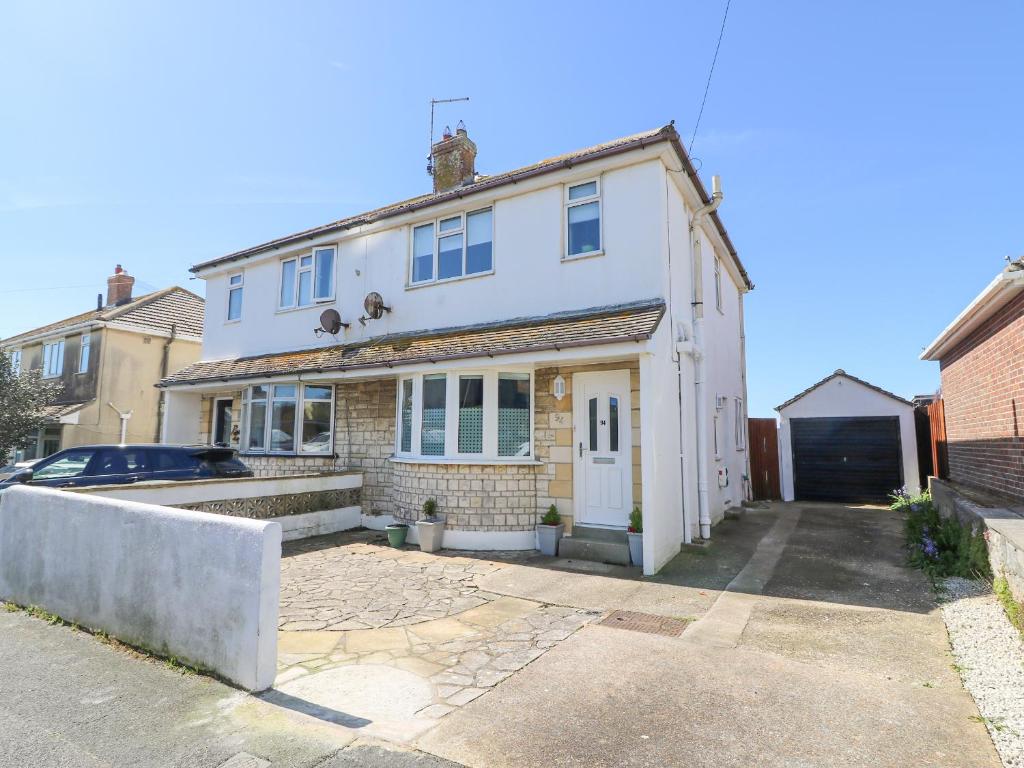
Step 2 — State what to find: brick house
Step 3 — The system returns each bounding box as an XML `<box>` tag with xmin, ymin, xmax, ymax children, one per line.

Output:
<box><xmin>921</xmin><ymin>259</ymin><xmax>1024</xmax><ymax>501</ymax></box>
<box><xmin>158</xmin><ymin>124</ymin><xmax>753</xmax><ymax>574</ymax></box>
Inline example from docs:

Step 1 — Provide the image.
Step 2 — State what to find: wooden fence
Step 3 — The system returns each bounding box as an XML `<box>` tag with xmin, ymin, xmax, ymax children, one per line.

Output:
<box><xmin>927</xmin><ymin>399</ymin><xmax>949</xmax><ymax>480</ymax></box>
<box><xmin>748</xmin><ymin>417</ymin><xmax>781</xmax><ymax>500</ymax></box>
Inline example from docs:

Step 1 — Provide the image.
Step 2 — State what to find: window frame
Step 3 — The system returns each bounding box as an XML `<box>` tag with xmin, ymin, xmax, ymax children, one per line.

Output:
<box><xmin>734</xmin><ymin>397</ymin><xmax>746</xmax><ymax>451</ymax></box>
<box><xmin>714</xmin><ymin>256</ymin><xmax>724</xmax><ymax>313</ymax></box>
<box><xmin>277</xmin><ymin>246</ymin><xmax>336</xmax><ymax>311</ymax></box>
<box><xmin>77</xmin><ymin>333</ymin><xmax>90</xmax><ymax>374</ymax></box>
<box><xmin>240</xmin><ymin>382</ymin><xmax>335</xmax><ymax>456</ymax></box>
<box><xmin>41</xmin><ymin>339</ymin><xmax>65</xmax><ymax>378</ymax></box>
<box><xmin>9</xmin><ymin>349</ymin><xmax>21</xmax><ymax>376</ymax></box>
<box><xmin>394</xmin><ymin>368</ymin><xmax>534</xmax><ymax>462</ymax></box>
<box><xmin>563</xmin><ymin>177</ymin><xmax>604</xmax><ymax>260</ymax></box>
<box><xmin>713</xmin><ymin>412</ymin><xmax>722</xmax><ymax>460</ymax></box>
<box><xmin>408</xmin><ymin>206</ymin><xmax>495</xmax><ymax>287</ymax></box>
<box><xmin>226</xmin><ymin>272</ymin><xmax>244</xmax><ymax>322</ymax></box>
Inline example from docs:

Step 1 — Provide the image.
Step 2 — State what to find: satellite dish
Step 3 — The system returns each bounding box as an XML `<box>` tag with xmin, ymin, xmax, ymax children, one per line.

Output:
<box><xmin>314</xmin><ymin>308</ymin><xmax>347</xmax><ymax>337</ymax></box>
<box><xmin>362</xmin><ymin>292</ymin><xmax>391</xmax><ymax>320</ymax></box>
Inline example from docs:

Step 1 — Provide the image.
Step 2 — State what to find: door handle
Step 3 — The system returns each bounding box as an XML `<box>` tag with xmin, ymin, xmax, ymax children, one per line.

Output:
<box><xmin>579</xmin><ymin>442</ymin><xmax>583</xmax><ymax>458</ymax></box>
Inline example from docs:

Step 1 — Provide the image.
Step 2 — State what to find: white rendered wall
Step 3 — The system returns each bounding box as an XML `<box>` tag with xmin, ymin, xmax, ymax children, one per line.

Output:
<box><xmin>198</xmin><ymin>158</ymin><xmax>669</xmax><ymax>361</ymax></box>
<box><xmin>0</xmin><ymin>485</ymin><xmax>280</xmax><ymax>691</ymax></box>
<box><xmin>778</xmin><ymin>376</ymin><xmax>920</xmax><ymax>501</ymax></box>
<box><xmin>162</xmin><ymin>389</ymin><xmax>202</xmax><ymax>443</ymax></box>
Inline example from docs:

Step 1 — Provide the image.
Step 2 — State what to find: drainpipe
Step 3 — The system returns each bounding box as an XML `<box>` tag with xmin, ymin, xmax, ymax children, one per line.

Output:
<box><xmin>108</xmin><ymin>402</ymin><xmax>133</xmax><ymax>444</ymax></box>
<box><xmin>690</xmin><ymin>176</ymin><xmax>723</xmax><ymax>540</ymax></box>
<box><xmin>155</xmin><ymin>323</ymin><xmax>177</xmax><ymax>443</ymax></box>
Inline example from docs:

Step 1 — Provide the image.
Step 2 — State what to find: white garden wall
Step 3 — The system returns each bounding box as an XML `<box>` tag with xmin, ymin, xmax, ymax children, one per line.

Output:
<box><xmin>0</xmin><ymin>485</ymin><xmax>280</xmax><ymax>691</ymax></box>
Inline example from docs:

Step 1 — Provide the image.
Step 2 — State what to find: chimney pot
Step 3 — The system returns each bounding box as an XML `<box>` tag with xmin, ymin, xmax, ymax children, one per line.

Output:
<box><xmin>430</xmin><ymin>123</ymin><xmax>477</xmax><ymax>194</ymax></box>
<box><xmin>106</xmin><ymin>265</ymin><xmax>135</xmax><ymax>307</ymax></box>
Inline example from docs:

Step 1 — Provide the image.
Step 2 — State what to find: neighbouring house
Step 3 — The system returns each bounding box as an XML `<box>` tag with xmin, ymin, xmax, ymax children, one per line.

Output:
<box><xmin>158</xmin><ymin>123</ymin><xmax>753</xmax><ymax>574</ymax></box>
<box><xmin>1</xmin><ymin>267</ymin><xmax>204</xmax><ymax>459</ymax></box>
<box><xmin>777</xmin><ymin>370</ymin><xmax>919</xmax><ymax>503</ymax></box>
<box><xmin>921</xmin><ymin>258</ymin><xmax>1024</xmax><ymax>501</ymax></box>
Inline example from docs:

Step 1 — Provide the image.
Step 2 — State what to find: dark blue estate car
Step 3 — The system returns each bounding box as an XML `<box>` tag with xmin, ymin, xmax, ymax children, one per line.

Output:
<box><xmin>0</xmin><ymin>444</ymin><xmax>252</xmax><ymax>491</ymax></box>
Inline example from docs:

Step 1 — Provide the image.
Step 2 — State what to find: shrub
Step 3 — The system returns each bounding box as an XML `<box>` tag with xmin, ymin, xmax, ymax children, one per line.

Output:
<box><xmin>540</xmin><ymin>504</ymin><xmax>561</xmax><ymax>526</ymax></box>
<box><xmin>892</xmin><ymin>489</ymin><xmax>991</xmax><ymax>579</ymax></box>
<box><xmin>422</xmin><ymin>498</ymin><xmax>438</xmax><ymax>521</ymax></box>
<box><xmin>628</xmin><ymin>506</ymin><xmax>643</xmax><ymax>534</ymax></box>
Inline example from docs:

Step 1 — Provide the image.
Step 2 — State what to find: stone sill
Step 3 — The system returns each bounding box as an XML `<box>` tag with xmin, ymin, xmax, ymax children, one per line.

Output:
<box><xmin>389</xmin><ymin>456</ymin><xmax>543</xmax><ymax>467</ymax></box>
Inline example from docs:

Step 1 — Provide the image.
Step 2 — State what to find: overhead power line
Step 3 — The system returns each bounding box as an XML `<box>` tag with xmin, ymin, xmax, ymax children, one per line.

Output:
<box><xmin>689</xmin><ymin>0</ymin><xmax>732</xmax><ymax>154</ymax></box>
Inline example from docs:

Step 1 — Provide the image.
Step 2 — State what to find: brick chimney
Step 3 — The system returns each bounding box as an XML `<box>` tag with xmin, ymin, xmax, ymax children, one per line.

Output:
<box><xmin>430</xmin><ymin>123</ymin><xmax>477</xmax><ymax>194</ymax></box>
<box><xmin>106</xmin><ymin>264</ymin><xmax>135</xmax><ymax>307</ymax></box>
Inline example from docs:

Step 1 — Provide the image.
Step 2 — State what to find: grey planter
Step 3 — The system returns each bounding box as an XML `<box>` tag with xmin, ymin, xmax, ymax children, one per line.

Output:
<box><xmin>536</xmin><ymin>523</ymin><xmax>564</xmax><ymax>556</ymax></box>
<box><xmin>417</xmin><ymin>520</ymin><xmax>444</xmax><ymax>553</ymax></box>
<box><xmin>627</xmin><ymin>531</ymin><xmax>643</xmax><ymax>567</ymax></box>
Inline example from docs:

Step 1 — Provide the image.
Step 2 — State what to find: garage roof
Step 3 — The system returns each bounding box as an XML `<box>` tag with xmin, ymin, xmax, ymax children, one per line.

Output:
<box><xmin>776</xmin><ymin>369</ymin><xmax>913</xmax><ymax>412</ymax></box>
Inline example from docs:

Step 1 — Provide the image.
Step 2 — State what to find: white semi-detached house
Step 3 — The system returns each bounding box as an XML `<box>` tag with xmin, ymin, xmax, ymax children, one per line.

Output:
<box><xmin>159</xmin><ymin>124</ymin><xmax>754</xmax><ymax>574</ymax></box>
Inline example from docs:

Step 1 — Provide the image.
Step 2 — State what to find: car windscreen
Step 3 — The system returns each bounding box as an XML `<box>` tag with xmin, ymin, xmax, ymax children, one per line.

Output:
<box><xmin>32</xmin><ymin>449</ymin><xmax>98</xmax><ymax>480</ymax></box>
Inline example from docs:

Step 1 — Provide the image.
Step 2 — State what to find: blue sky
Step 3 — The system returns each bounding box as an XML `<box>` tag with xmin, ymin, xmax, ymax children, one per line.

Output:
<box><xmin>2</xmin><ymin>1</ymin><xmax>1021</xmax><ymax>416</ymax></box>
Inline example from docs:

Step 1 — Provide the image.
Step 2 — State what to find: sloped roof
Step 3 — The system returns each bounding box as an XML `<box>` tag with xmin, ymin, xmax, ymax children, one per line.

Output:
<box><xmin>160</xmin><ymin>299</ymin><xmax>665</xmax><ymax>387</ymax></box>
<box><xmin>190</xmin><ymin>124</ymin><xmax>752</xmax><ymax>290</ymax></box>
<box><xmin>776</xmin><ymin>369</ymin><xmax>913</xmax><ymax>412</ymax></box>
<box><xmin>1</xmin><ymin>287</ymin><xmax>205</xmax><ymax>347</ymax></box>
<box><xmin>37</xmin><ymin>401</ymin><xmax>91</xmax><ymax>422</ymax></box>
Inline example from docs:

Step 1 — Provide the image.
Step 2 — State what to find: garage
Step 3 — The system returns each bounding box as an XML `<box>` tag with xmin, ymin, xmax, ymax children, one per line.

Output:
<box><xmin>777</xmin><ymin>370</ymin><xmax>920</xmax><ymax>503</ymax></box>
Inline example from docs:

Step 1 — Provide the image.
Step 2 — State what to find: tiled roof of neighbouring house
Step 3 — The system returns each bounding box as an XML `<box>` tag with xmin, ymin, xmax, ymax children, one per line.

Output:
<box><xmin>37</xmin><ymin>401</ymin><xmax>91</xmax><ymax>421</ymax></box>
<box><xmin>160</xmin><ymin>299</ymin><xmax>666</xmax><ymax>387</ymax></box>
<box><xmin>1</xmin><ymin>287</ymin><xmax>205</xmax><ymax>347</ymax></box>
<box><xmin>189</xmin><ymin>124</ymin><xmax>752</xmax><ymax>290</ymax></box>
<box><xmin>776</xmin><ymin>369</ymin><xmax>913</xmax><ymax>412</ymax></box>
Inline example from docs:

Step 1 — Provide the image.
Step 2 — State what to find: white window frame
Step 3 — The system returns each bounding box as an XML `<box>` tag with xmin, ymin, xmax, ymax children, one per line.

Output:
<box><xmin>9</xmin><ymin>349</ymin><xmax>21</xmax><ymax>376</ymax></box>
<box><xmin>77</xmin><ymin>333</ymin><xmax>90</xmax><ymax>374</ymax></box>
<box><xmin>408</xmin><ymin>207</ymin><xmax>495</xmax><ymax>287</ymax></box>
<box><xmin>42</xmin><ymin>339</ymin><xmax>65</xmax><ymax>378</ymax></box>
<box><xmin>714</xmin><ymin>256</ymin><xmax>723</xmax><ymax>313</ymax></box>
<box><xmin>734</xmin><ymin>397</ymin><xmax>746</xmax><ymax>451</ymax></box>
<box><xmin>226</xmin><ymin>272</ymin><xmax>244</xmax><ymax>322</ymax></box>
<box><xmin>563</xmin><ymin>177</ymin><xmax>604</xmax><ymax>260</ymax></box>
<box><xmin>240</xmin><ymin>382</ymin><xmax>335</xmax><ymax>456</ymax></box>
<box><xmin>394</xmin><ymin>368</ymin><xmax>534</xmax><ymax>462</ymax></box>
<box><xmin>713</xmin><ymin>412</ymin><xmax>722</xmax><ymax>460</ymax></box>
<box><xmin>277</xmin><ymin>246</ymin><xmax>336</xmax><ymax>311</ymax></box>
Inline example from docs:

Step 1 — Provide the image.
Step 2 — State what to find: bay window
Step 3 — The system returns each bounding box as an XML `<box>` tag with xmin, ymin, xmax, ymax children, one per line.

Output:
<box><xmin>410</xmin><ymin>207</ymin><xmax>493</xmax><ymax>285</ymax></box>
<box><xmin>396</xmin><ymin>370</ymin><xmax>533</xmax><ymax>461</ymax></box>
<box><xmin>279</xmin><ymin>246</ymin><xmax>336</xmax><ymax>309</ymax></box>
<box><xmin>242</xmin><ymin>383</ymin><xmax>334</xmax><ymax>455</ymax></box>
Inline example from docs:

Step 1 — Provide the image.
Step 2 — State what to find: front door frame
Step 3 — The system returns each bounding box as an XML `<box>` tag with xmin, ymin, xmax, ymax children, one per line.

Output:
<box><xmin>572</xmin><ymin>369</ymin><xmax>633</xmax><ymax>528</ymax></box>
<box><xmin>212</xmin><ymin>397</ymin><xmax>233</xmax><ymax>446</ymax></box>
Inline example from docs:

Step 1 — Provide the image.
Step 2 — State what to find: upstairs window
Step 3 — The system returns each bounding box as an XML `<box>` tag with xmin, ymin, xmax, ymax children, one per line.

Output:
<box><xmin>9</xmin><ymin>349</ymin><xmax>21</xmax><ymax>376</ymax></box>
<box><xmin>42</xmin><ymin>339</ymin><xmax>64</xmax><ymax>378</ymax></box>
<box><xmin>279</xmin><ymin>247</ymin><xmax>335</xmax><ymax>309</ymax></box>
<box><xmin>78</xmin><ymin>333</ymin><xmax>90</xmax><ymax>373</ymax></box>
<box><xmin>714</xmin><ymin>257</ymin><xmax>723</xmax><ymax>312</ymax></box>
<box><xmin>566</xmin><ymin>179</ymin><xmax>601</xmax><ymax>258</ymax></box>
<box><xmin>734</xmin><ymin>397</ymin><xmax>746</xmax><ymax>451</ymax></box>
<box><xmin>227</xmin><ymin>273</ymin><xmax>243</xmax><ymax>321</ymax></box>
<box><xmin>396</xmin><ymin>369</ymin><xmax>533</xmax><ymax>461</ymax></box>
<box><xmin>410</xmin><ymin>208</ymin><xmax>493</xmax><ymax>285</ymax></box>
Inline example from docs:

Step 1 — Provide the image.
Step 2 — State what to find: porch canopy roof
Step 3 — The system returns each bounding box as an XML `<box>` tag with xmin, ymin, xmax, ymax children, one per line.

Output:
<box><xmin>37</xmin><ymin>401</ymin><xmax>91</xmax><ymax>424</ymax></box>
<box><xmin>159</xmin><ymin>299</ymin><xmax>665</xmax><ymax>389</ymax></box>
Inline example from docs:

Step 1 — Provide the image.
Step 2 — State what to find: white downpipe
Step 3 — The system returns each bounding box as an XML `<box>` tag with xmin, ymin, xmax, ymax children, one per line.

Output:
<box><xmin>108</xmin><ymin>402</ymin><xmax>133</xmax><ymax>445</ymax></box>
<box><xmin>690</xmin><ymin>176</ymin><xmax>723</xmax><ymax>541</ymax></box>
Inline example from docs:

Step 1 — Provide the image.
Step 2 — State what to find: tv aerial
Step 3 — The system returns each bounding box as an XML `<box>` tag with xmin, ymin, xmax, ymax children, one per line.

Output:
<box><xmin>426</xmin><ymin>96</ymin><xmax>470</xmax><ymax>176</ymax></box>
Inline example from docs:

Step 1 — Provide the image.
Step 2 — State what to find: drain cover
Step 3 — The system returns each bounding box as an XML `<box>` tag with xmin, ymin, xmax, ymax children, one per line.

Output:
<box><xmin>599</xmin><ymin>610</ymin><xmax>690</xmax><ymax>637</ymax></box>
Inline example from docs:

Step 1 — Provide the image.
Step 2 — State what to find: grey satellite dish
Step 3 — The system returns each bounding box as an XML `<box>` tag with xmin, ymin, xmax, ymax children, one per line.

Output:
<box><xmin>361</xmin><ymin>292</ymin><xmax>392</xmax><ymax>322</ymax></box>
<box><xmin>315</xmin><ymin>308</ymin><xmax>347</xmax><ymax>337</ymax></box>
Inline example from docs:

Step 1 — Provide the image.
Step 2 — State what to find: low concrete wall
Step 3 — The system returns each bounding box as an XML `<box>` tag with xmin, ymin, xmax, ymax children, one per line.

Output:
<box><xmin>930</xmin><ymin>477</ymin><xmax>1024</xmax><ymax>603</ymax></box>
<box><xmin>0</xmin><ymin>485</ymin><xmax>280</xmax><ymax>691</ymax></box>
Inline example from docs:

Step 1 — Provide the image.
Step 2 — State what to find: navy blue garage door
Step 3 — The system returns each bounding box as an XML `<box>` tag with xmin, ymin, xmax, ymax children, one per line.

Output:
<box><xmin>791</xmin><ymin>416</ymin><xmax>902</xmax><ymax>503</ymax></box>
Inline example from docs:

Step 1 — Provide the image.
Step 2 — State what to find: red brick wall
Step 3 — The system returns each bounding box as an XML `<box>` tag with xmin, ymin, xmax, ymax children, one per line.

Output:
<box><xmin>939</xmin><ymin>290</ymin><xmax>1024</xmax><ymax>501</ymax></box>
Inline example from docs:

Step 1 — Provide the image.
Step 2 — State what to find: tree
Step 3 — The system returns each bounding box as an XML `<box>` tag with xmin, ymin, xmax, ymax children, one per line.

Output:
<box><xmin>0</xmin><ymin>352</ymin><xmax>63</xmax><ymax>461</ymax></box>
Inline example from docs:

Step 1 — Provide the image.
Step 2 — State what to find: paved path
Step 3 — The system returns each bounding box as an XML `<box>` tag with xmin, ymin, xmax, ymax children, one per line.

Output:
<box><xmin>417</xmin><ymin>503</ymin><xmax>1001</xmax><ymax>767</ymax></box>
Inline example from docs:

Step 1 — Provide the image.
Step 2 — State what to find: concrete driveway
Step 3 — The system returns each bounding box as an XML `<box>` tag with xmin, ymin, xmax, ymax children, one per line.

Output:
<box><xmin>415</xmin><ymin>503</ymin><xmax>1000</xmax><ymax>767</ymax></box>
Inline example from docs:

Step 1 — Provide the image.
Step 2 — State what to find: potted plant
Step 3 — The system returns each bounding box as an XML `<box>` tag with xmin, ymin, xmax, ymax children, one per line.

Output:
<box><xmin>416</xmin><ymin>498</ymin><xmax>444</xmax><ymax>553</ymax></box>
<box><xmin>536</xmin><ymin>505</ymin><xmax>564</xmax><ymax>556</ymax></box>
<box><xmin>385</xmin><ymin>521</ymin><xmax>409</xmax><ymax>548</ymax></box>
<box><xmin>627</xmin><ymin>506</ymin><xmax>643</xmax><ymax>567</ymax></box>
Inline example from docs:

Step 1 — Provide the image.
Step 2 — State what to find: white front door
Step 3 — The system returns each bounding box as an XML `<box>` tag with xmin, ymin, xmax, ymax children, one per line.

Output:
<box><xmin>573</xmin><ymin>370</ymin><xmax>633</xmax><ymax>527</ymax></box>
